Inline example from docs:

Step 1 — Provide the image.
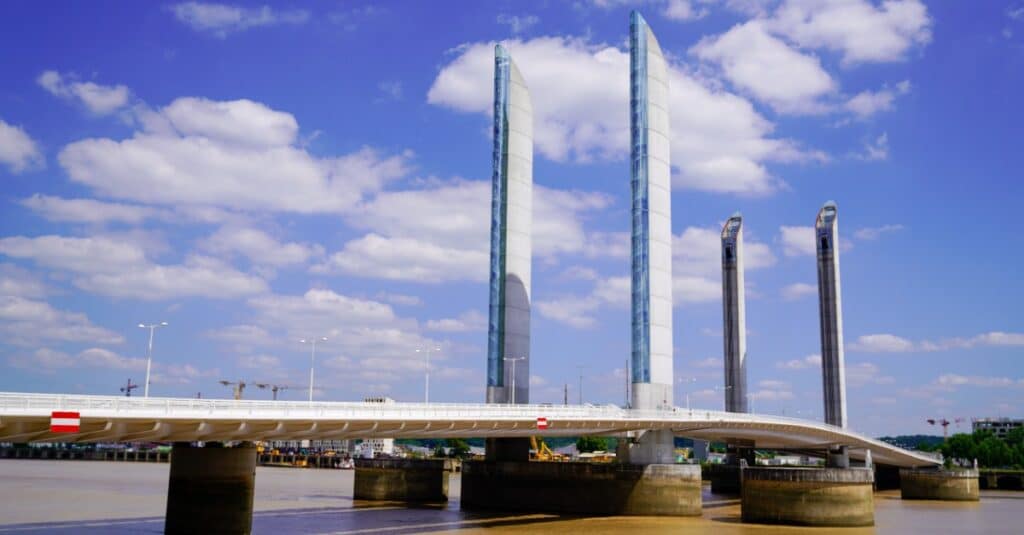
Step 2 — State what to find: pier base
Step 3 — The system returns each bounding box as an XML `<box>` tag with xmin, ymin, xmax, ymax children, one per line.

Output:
<box><xmin>353</xmin><ymin>459</ymin><xmax>448</xmax><ymax>502</ymax></box>
<box><xmin>461</xmin><ymin>461</ymin><xmax>701</xmax><ymax>516</ymax></box>
<box><xmin>165</xmin><ymin>443</ymin><xmax>256</xmax><ymax>535</ymax></box>
<box><xmin>706</xmin><ymin>463</ymin><xmax>742</xmax><ymax>494</ymax></box>
<box><xmin>741</xmin><ymin>467</ymin><xmax>874</xmax><ymax>527</ymax></box>
<box><xmin>900</xmin><ymin>468</ymin><xmax>979</xmax><ymax>501</ymax></box>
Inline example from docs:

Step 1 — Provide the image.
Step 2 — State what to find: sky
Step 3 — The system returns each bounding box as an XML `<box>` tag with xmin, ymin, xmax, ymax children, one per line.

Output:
<box><xmin>1</xmin><ymin>0</ymin><xmax>1022</xmax><ymax>438</ymax></box>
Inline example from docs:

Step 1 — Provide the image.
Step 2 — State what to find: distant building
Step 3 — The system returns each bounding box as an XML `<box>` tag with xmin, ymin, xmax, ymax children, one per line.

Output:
<box><xmin>972</xmin><ymin>418</ymin><xmax>1024</xmax><ymax>439</ymax></box>
<box><xmin>360</xmin><ymin>397</ymin><xmax>396</xmax><ymax>457</ymax></box>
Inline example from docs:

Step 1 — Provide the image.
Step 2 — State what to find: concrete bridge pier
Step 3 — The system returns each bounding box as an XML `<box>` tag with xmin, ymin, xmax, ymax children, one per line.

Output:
<box><xmin>165</xmin><ymin>442</ymin><xmax>256</xmax><ymax>535</ymax></box>
<box><xmin>740</xmin><ymin>466</ymin><xmax>875</xmax><ymax>527</ymax></box>
<box><xmin>353</xmin><ymin>459</ymin><xmax>449</xmax><ymax>502</ymax></box>
<box><xmin>707</xmin><ymin>442</ymin><xmax>755</xmax><ymax>494</ymax></box>
<box><xmin>900</xmin><ymin>468</ymin><xmax>979</xmax><ymax>501</ymax></box>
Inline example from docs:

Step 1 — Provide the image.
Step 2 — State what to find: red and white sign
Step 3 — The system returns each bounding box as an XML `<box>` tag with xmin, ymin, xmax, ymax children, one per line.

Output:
<box><xmin>536</xmin><ymin>417</ymin><xmax>549</xmax><ymax>430</ymax></box>
<box><xmin>50</xmin><ymin>411</ymin><xmax>80</xmax><ymax>433</ymax></box>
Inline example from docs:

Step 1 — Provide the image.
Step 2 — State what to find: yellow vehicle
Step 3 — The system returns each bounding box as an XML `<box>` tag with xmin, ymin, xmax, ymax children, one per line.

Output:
<box><xmin>530</xmin><ymin>437</ymin><xmax>563</xmax><ymax>461</ymax></box>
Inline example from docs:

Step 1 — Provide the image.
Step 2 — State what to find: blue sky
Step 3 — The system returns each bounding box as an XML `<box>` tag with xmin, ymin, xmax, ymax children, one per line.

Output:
<box><xmin>1</xmin><ymin>0</ymin><xmax>1022</xmax><ymax>437</ymax></box>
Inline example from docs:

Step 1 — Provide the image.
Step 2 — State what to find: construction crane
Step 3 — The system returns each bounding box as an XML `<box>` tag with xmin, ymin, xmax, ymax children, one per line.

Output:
<box><xmin>255</xmin><ymin>383</ymin><xmax>294</xmax><ymax>401</ymax></box>
<box><xmin>530</xmin><ymin>436</ymin><xmax>561</xmax><ymax>461</ymax></box>
<box><xmin>219</xmin><ymin>380</ymin><xmax>248</xmax><ymax>400</ymax></box>
<box><xmin>927</xmin><ymin>418</ymin><xmax>965</xmax><ymax>440</ymax></box>
<box><xmin>119</xmin><ymin>378</ymin><xmax>138</xmax><ymax>397</ymax></box>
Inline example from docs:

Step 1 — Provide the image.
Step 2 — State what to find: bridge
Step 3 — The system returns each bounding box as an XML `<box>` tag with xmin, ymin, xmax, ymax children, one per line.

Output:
<box><xmin>0</xmin><ymin>392</ymin><xmax>938</xmax><ymax>468</ymax></box>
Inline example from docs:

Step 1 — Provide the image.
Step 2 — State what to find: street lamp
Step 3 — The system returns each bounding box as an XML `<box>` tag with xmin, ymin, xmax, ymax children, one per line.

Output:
<box><xmin>678</xmin><ymin>377</ymin><xmax>697</xmax><ymax>411</ymax></box>
<box><xmin>716</xmin><ymin>384</ymin><xmax>733</xmax><ymax>411</ymax></box>
<box><xmin>138</xmin><ymin>321</ymin><xmax>168</xmax><ymax>398</ymax></box>
<box><xmin>300</xmin><ymin>337</ymin><xmax>327</xmax><ymax>403</ymax></box>
<box><xmin>503</xmin><ymin>356</ymin><xmax>526</xmax><ymax>405</ymax></box>
<box><xmin>416</xmin><ymin>347</ymin><xmax>441</xmax><ymax>403</ymax></box>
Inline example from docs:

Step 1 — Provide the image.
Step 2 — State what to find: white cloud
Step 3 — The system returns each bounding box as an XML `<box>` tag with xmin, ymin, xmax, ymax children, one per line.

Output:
<box><xmin>0</xmin><ymin>234</ymin><xmax>267</xmax><ymax>300</ymax></box>
<box><xmin>428</xmin><ymin>36</ymin><xmax>816</xmax><ymax>196</ymax></box>
<box><xmin>201</xmin><ymin>225</ymin><xmax>322</xmax><ymax>267</ymax></box>
<box><xmin>170</xmin><ymin>2</ymin><xmax>309</xmax><ymax>37</ymax></box>
<box><xmin>426</xmin><ymin>310</ymin><xmax>487</xmax><ymax>332</ymax></box>
<box><xmin>854</xmin><ymin>224</ymin><xmax>904</xmax><ymax>240</ymax></box>
<box><xmin>936</xmin><ymin>374</ymin><xmax>1018</xmax><ymax>388</ymax></box>
<box><xmin>37</xmin><ymin>71</ymin><xmax>130</xmax><ymax>115</ymax></box>
<box><xmin>208</xmin><ymin>324</ymin><xmax>278</xmax><ymax>353</ymax></box>
<box><xmin>780</xmin><ymin>282</ymin><xmax>816</xmax><ymax>300</ymax></box>
<box><xmin>845</xmin><ymin>80</ymin><xmax>911</xmax><ymax>118</ymax></box>
<box><xmin>850</xmin><ymin>331</ymin><xmax>1024</xmax><ymax>353</ymax></box>
<box><xmin>766</xmin><ymin>0</ymin><xmax>933</xmax><ymax>65</ymax></box>
<box><xmin>59</xmin><ymin>97</ymin><xmax>411</xmax><ymax>214</ymax></box>
<box><xmin>377</xmin><ymin>81</ymin><xmax>403</xmax><ymax>101</ymax></box>
<box><xmin>775</xmin><ymin>354</ymin><xmax>821</xmax><ymax>370</ymax></box>
<box><xmin>0</xmin><ymin>119</ymin><xmax>44</xmax><ymax>173</ymax></box>
<box><xmin>497</xmin><ymin>13</ymin><xmax>539</xmax><ymax>33</ymax></box>
<box><xmin>316</xmin><ymin>179</ymin><xmax>613</xmax><ymax>283</ymax></box>
<box><xmin>21</xmin><ymin>194</ymin><xmax>167</xmax><ymax>225</ymax></box>
<box><xmin>779</xmin><ymin>225</ymin><xmax>816</xmax><ymax>256</ymax></box>
<box><xmin>0</xmin><ymin>295</ymin><xmax>124</xmax><ymax>346</ymax></box>
<box><xmin>536</xmin><ymin>296</ymin><xmax>601</xmax><ymax>329</ymax></box>
<box><xmin>375</xmin><ymin>292</ymin><xmax>423</xmax><ymax>307</ymax></box>
<box><xmin>0</xmin><ymin>263</ymin><xmax>48</xmax><ymax>298</ymax></box>
<box><xmin>691</xmin><ymin>21</ymin><xmax>836</xmax><ymax>114</ymax></box>
<box><xmin>78</xmin><ymin>347</ymin><xmax>146</xmax><ymax>370</ymax></box>
<box><xmin>855</xmin><ymin>132</ymin><xmax>889</xmax><ymax>161</ymax></box>
<box><xmin>846</xmin><ymin>361</ymin><xmax>895</xmax><ymax>387</ymax></box>
<box><xmin>850</xmin><ymin>333</ymin><xmax>916</xmax><ymax>353</ymax></box>
<box><xmin>238</xmin><ymin>354</ymin><xmax>281</xmax><ymax>369</ymax></box>
<box><xmin>675</xmin><ymin>226</ymin><xmax>777</xmax><ymax>276</ymax></box>
<box><xmin>663</xmin><ymin>0</ymin><xmax>708</xmax><ymax>21</ymax></box>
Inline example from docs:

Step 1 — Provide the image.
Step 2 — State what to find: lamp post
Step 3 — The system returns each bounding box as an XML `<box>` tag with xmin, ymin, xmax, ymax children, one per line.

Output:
<box><xmin>300</xmin><ymin>337</ymin><xmax>327</xmax><ymax>403</ymax></box>
<box><xmin>503</xmin><ymin>356</ymin><xmax>525</xmax><ymax>404</ymax></box>
<box><xmin>416</xmin><ymin>347</ymin><xmax>441</xmax><ymax>403</ymax></box>
<box><xmin>679</xmin><ymin>377</ymin><xmax>697</xmax><ymax>411</ymax></box>
<box><xmin>138</xmin><ymin>321</ymin><xmax>168</xmax><ymax>398</ymax></box>
<box><xmin>577</xmin><ymin>365</ymin><xmax>587</xmax><ymax>405</ymax></box>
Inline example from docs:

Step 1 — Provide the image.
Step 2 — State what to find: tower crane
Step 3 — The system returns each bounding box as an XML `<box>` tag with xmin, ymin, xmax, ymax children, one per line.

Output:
<box><xmin>255</xmin><ymin>383</ymin><xmax>295</xmax><ymax>401</ymax></box>
<box><xmin>927</xmin><ymin>417</ymin><xmax>964</xmax><ymax>440</ymax></box>
<box><xmin>219</xmin><ymin>380</ymin><xmax>248</xmax><ymax>400</ymax></box>
<box><xmin>119</xmin><ymin>378</ymin><xmax>138</xmax><ymax>397</ymax></box>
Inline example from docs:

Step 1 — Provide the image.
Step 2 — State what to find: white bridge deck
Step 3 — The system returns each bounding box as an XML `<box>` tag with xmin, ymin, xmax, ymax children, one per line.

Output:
<box><xmin>0</xmin><ymin>392</ymin><xmax>939</xmax><ymax>468</ymax></box>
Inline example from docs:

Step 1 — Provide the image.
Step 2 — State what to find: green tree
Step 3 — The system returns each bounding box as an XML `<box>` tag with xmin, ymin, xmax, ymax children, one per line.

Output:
<box><xmin>1006</xmin><ymin>427</ymin><xmax>1024</xmax><ymax>448</ymax></box>
<box><xmin>432</xmin><ymin>445</ymin><xmax>446</xmax><ymax>458</ymax></box>
<box><xmin>576</xmin><ymin>436</ymin><xmax>608</xmax><ymax>453</ymax></box>
<box><xmin>446</xmin><ymin>438</ymin><xmax>470</xmax><ymax>458</ymax></box>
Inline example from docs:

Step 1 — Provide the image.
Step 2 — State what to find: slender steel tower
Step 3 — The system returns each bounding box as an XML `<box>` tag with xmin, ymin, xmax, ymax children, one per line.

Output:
<box><xmin>816</xmin><ymin>201</ymin><xmax>847</xmax><ymax>429</ymax></box>
<box><xmin>629</xmin><ymin>10</ymin><xmax>673</xmax><ymax>413</ymax></box>
<box><xmin>721</xmin><ymin>213</ymin><xmax>748</xmax><ymax>413</ymax></box>
<box><xmin>486</xmin><ymin>44</ymin><xmax>532</xmax><ymax>407</ymax></box>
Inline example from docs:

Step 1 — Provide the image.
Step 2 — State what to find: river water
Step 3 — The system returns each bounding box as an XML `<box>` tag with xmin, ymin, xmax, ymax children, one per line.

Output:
<box><xmin>0</xmin><ymin>460</ymin><xmax>1019</xmax><ymax>534</ymax></box>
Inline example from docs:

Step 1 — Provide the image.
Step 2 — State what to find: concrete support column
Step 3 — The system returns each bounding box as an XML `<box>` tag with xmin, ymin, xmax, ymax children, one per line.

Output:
<box><xmin>741</xmin><ymin>467</ymin><xmax>874</xmax><ymax>527</ymax></box>
<box><xmin>900</xmin><ymin>468</ymin><xmax>979</xmax><ymax>501</ymax></box>
<box><xmin>827</xmin><ymin>445</ymin><xmax>850</xmax><ymax>468</ymax></box>
<box><xmin>353</xmin><ymin>459</ymin><xmax>448</xmax><ymax>502</ymax></box>
<box><xmin>485</xmin><ymin>437</ymin><xmax>530</xmax><ymax>462</ymax></box>
<box><xmin>165</xmin><ymin>443</ymin><xmax>256</xmax><ymax>535</ymax></box>
<box><xmin>616</xmin><ymin>429</ymin><xmax>675</xmax><ymax>465</ymax></box>
<box><xmin>462</xmin><ymin>461</ymin><xmax>701</xmax><ymax>516</ymax></box>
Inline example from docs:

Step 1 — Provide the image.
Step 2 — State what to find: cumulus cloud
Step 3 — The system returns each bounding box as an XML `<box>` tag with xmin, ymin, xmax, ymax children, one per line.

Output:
<box><xmin>855</xmin><ymin>132</ymin><xmax>889</xmax><ymax>161</ymax></box>
<box><xmin>314</xmin><ymin>179</ymin><xmax>613</xmax><ymax>283</ymax></box>
<box><xmin>854</xmin><ymin>224</ymin><xmax>904</xmax><ymax>240</ymax></box>
<box><xmin>59</xmin><ymin>97</ymin><xmax>412</xmax><ymax>214</ymax></box>
<box><xmin>425</xmin><ymin>310</ymin><xmax>487</xmax><ymax>332</ymax></box>
<box><xmin>20</xmin><ymin>194</ymin><xmax>168</xmax><ymax>225</ymax></box>
<box><xmin>0</xmin><ymin>234</ymin><xmax>267</xmax><ymax>300</ymax></box>
<box><xmin>0</xmin><ymin>295</ymin><xmax>124</xmax><ymax>346</ymax></box>
<box><xmin>428</xmin><ymin>36</ymin><xmax>817</xmax><ymax>196</ymax></box>
<box><xmin>0</xmin><ymin>119</ymin><xmax>44</xmax><ymax>174</ymax></box>
<box><xmin>780</xmin><ymin>282</ymin><xmax>816</xmax><ymax>300</ymax></box>
<box><xmin>37</xmin><ymin>71</ymin><xmax>130</xmax><ymax>115</ymax></box>
<box><xmin>778</xmin><ymin>225</ymin><xmax>816</xmax><ymax>256</ymax></box>
<box><xmin>538</xmin><ymin>224</ymin><xmax>776</xmax><ymax>328</ymax></box>
<box><xmin>663</xmin><ymin>0</ymin><xmax>708</xmax><ymax>21</ymax></box>
<box><xmin>691</xmin><ymin>21</ymin><xmax>835</xmax><ymax>114</ymax></box>
<box><xmin>201</xmin><ymin>225</ymin><xmax>323</xmax><ymax>268</ymax></box>
<box><xmin>496</xmin><ymin>13</ymin><xmax>539</xmax><ymax>33</ymax></box>
<box><xmin>775</xmin><ymin>353</ymin><xmax>821</xmax><ymax>370</ymax></box>
<box><xmin>850</xmin><ymin>332</ymin><xmax>1024</xmax><ymax>353</ymax></box>
<box><xmin>766</xmin><ymin>0</ymin><xmax>932</xmax><ymax>65</ymax></box>
<box><xmin>0</xmin><ymin>263</ymin><xmax>48</xmax><ymax>298</ymax></box>
<box><xmin>845</xmin><ymin>80</ymin><xmax>911</xmax><ymax>119</ymax></box>
<box><xmin>170</xmin><ymin>2</ymin><xmax>309</xmax><ymax>37</ymax></box>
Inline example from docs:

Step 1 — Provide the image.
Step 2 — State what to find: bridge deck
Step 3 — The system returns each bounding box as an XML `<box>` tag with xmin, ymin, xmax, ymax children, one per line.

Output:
<box><xmin>0</xmin><ymin>393</ymin><xmax>939</xmax><ymax>468</ymax></box>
